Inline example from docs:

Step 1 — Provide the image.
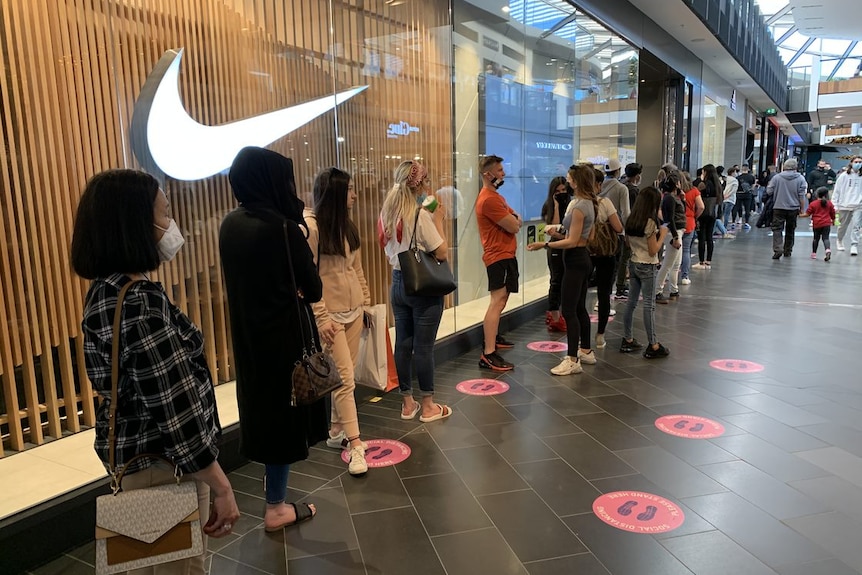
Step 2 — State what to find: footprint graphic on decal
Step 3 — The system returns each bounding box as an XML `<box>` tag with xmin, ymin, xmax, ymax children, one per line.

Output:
<box><xmin>673</xmin><ymin>420</ymin><xmax>689</xmax><ymax>429</ymax></box>
<box><xmin>637</xmin><ymin>505</ymin><xmax>657</xmax><ymax>521</ymax></box>
<box><xmin>689</xmin><ymin>423</ymin><xmax>704</xmax><ymax>432</ymax></box>
<box><xmin>617</xmin><ymin>501</ymin><xmax>638</xmax><ymax>516</ymax></box>
<box><xmin>471</xmin><ymin>382</ymin><xmax>484</xmax><ymax>390</ymax></box>
<box><xmin>483</xmin><ymin>384</ymin><xmax>495</xmax><ymax>391</ymax></box>
<box><xmin>371</xmin><ymin>449</ymin><xmax>392</xmax><ymax>460</ymax></box>
<box><xmin>365</xmin><ymin>446</ymin><xmax>381</xmax><ymax>455</ymax></box>
<box><xmin>739</xmin><ymin>363</ymin><xmax>748</xmax><ymax>369</ymax></box>
<box><xmin>725</xmin><ymin>361</ymin><xmax>735</xmax><ymax>369</ymax></box>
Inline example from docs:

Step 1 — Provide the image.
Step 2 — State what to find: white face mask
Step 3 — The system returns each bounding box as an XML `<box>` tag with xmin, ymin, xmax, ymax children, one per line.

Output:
<box><xmin>154</xmin><ymin>219</ymin><xmax>185</xmax><ymax>262</ymax></box>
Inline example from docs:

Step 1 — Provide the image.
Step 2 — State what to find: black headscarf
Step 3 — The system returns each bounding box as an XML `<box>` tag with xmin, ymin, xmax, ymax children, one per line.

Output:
<box><xmin>229</xmin><ymin>146</ymin><xmax>304</xmax><ymax>223</ymax></box>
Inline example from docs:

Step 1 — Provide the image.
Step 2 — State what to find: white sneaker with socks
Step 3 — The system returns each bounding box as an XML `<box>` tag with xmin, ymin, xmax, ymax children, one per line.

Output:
<box><xmin>551</xmin><ymin>356</ymin><xmax>583</xmax><ymax>375</ymax></box>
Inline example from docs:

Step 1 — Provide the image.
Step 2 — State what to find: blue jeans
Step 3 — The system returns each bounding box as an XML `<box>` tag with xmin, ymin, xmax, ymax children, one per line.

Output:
<box><xmin>265</xmin><ymin>464</ymin><xmax>290</xmax><ymax>504</ymax></box>
<box><xmin>722</xmin><ymin>201</ymin><xmax>735</xmax><ymax>227</ymax></box>
<box><xmin>680</xmin><ymin>231</ymin><xmax>695</xmax><ymax>279</ymax></box>
<box><xmin>714</xmin><ymin>218</ymin><xmax>728</xmax><ymax>235</ymax></box>
<box><xmin>622</xmin><ymin>262</ymin><xmax>658</xmax><ymax>346</ymax></box>
<box><xmin>391</xmin><ymin>270</ymin><xmax>444</xmax><ymax>396</ymax></box>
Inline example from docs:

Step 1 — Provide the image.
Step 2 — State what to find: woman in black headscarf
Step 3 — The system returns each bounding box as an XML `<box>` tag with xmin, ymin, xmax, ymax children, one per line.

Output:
<box><xmin>219</xmin><ymin>146</ymin><xmax>327</xmax><ymax>532</ymax></box>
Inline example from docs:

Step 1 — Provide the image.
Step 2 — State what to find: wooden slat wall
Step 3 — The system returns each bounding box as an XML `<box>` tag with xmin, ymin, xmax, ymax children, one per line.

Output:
<box><xmin>0</xmin><ymin>0</ymin><xmax>452</xmax><ymax>456</ymax></box>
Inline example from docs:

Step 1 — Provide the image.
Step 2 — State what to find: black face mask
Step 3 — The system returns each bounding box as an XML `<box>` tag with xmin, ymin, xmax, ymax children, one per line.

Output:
<box><xmin>489</xmin><ymin>176</ymin><xmax>504</xmax><ymax>189</ymax></box>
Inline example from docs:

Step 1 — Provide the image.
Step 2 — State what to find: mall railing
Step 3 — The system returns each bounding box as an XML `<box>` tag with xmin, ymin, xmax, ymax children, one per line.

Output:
<box><xmin>686</xmin><ymin>0</ymin><xmax>788</xmax><ymax>110</ymax></box>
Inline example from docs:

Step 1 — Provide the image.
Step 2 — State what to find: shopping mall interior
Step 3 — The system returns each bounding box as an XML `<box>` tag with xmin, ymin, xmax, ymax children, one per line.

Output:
<box><xmin>2</xmin><ymin>0</ymin><xmax>862</xmax><ymax>573</ymax></box>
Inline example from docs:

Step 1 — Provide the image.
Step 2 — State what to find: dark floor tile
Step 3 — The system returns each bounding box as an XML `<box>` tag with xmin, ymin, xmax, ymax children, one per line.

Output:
<box><xmin>776</xmin><ymin>558</ymin><xmax>861</xmax><ymax>575</ymax></box>
<box><xmin>216</xmin><ymin>526</ymin><xmax>288</xmax><ymax>575</ymax></box>
<box><xmin>514</xmin><ymin>458</ymin><xmax>600</xmax><ymax>516</ymax></box>
<box><xmin>616</xmin><ymin>446</ymin><xmax>726</xmax><ymax>499</ymax></box>
<box><xmin>557</xmin><ymin>373</ymin><xmax>619</xmax><ymax>398</ymax></box>
<box><xmin>531</xmin><ymin>385</ymin><xmax>604</xmax><ymax>417</ymax></box>
<box><xmin>798</xmin><ymin>422</ymin><xmax>862</xmax><ymax>458</ymax></box>
<box><xmin>568</xmin><ymin>412</ymin><xmax>654</xmax><ymax>451</ymax></box>
<box><xmin>289</xmin><ymin>459</ymin><xmax>347</xmax><ymax>481</ymax></box>
<box><xmin>683</xmin><ymin>491</ymin><xmax>830</xmax><ymax>568</ymax></box>
<box><xmin>634</xmin><ymin>424</ymin><xmax>737</xmax><ymax>467</ymax></box>
<box><xmin>603</xmin><ymin>378</ymin><xmax>683</xmax><ymax>407</ymax></box>
<box><xmin>445</xmin><ymin>444</ymin><xmax>528</xmax><ymax>495</ymax></box>
<box><xmin>588</xmin><ymin>394</ymin><xmax>663</xmax><ymax>427</ymax></box>
<box><xmin>402</xmin><ymin>471</ymin><xmax>492</xmax><ymax>536</ymax></box>
<box><xmin>492</xmin><ymin>378</ymin><xmax>540</xmax><ymax>406</ymax></box>
<box><xmin>501</xmin><ymin>362</ymin><xmax>561</xmax><ymax>388</ymax></box>
<box><xmin>659</xmin><ymin>530</ymin><xmax>778</xmax><ymax>575</ymax></box>
<box><xmin>797</xmin><ymin>447</ymin><xmax>862</xmax><ymax>489</ymax></box>
<box><xmin>710</xmin><ymin>433</ymin><xmax>830</xmax><ymax>483</ymax></box>
<box><xmin>723</xmin><ymin>412</ymin><xmax>828</xmax><ymax>452</ymax></box>
<box><xmin>456</xmin><ymin>395</ymin><xmax>519</xmax><ymax>426</ymax></box>
<box><xmin>581</xmin><ymin>361</ymin><xmax>634</xmax><ymax>382</ymax></box>
<box><xmin>802</xmin><ymin>401</ymin><xmax>862</xmax><ymax>433</ymax></box>
<box><xmin>478</xmin><ymin>490</ymin><xmax>586</xmax><ymax>563</ymax></box>
<box><xmin>286</xmin><ymin>549</ymin><xmax>367</xmax><ymax>575</ymax></box>
<box><xmin>66</xmin><ymin>541</ymin><xmax>95</xmax><ymax>566</ymax></box>
<box><xmin>524</xmin><ymin>554</ymin><xmax>611</xmax><ymax>575</ymax></box>
<box><xmin>506</xmin><ymin>402</ymin><xmax>584</xmax><ymax>437</ymax></box>
<box><xmin>731</xmin><ymin>394</ymin><xmax>828</xmax><ymax>427</ymax></box>
<box><xmin>210</xmin><ymin>553</ymin><xmax>280</xmax><ymax>575</ymax></box>
<box><xmin>541</xmin><ymin>433</ymin><xmax>635</xmax><ymax>480</ymax></box>
<box><xmin>433</xmin><ymin>527</ymin><xmax>528</xmax><ymax>575</ymax></box>
<box><xmin>395</xmin><ymin>428</ymin><xmax>454</xmax><ymax>478</ymax></box>
<box><xmin>476</xmin><ymin>421</ymin><xmax>558</xmax><ymax>465</ymax></box>
<box><xmin>790</xmin><ymin>475</ymin><xmax>862</xmax><ymax>524</ymax></box>
<box><xmin>423</xmin><ymin>411</ymin><xmax>489</xmax><ymax>450</ymax></box>
<box><xmin>784</xmin><ymin>512</ymin><xmax>862</xmax><ymax>573</ymax></box>
<box><xmin>563</xmin><ymin>513</ymin><xmax>693</xmax><ymax>575</ymax></box>
<box><xmin>340</xmin><ymin>464</ymin><xmax>411</xmax><ymax>514</ymax></box>
<box><xmin>283</xmin><ymin>487</ymin><xmax>359</xmax><ymax>560</ymax></box>
<box><xmin>31</xmin><ymin>556</ymin><xmax>93</xmax><ymax>575</ymax></box>
<box><xmin>352</xmin><ymin>507</ymin><xmax>445</xmax><ymax>575</ymax></box>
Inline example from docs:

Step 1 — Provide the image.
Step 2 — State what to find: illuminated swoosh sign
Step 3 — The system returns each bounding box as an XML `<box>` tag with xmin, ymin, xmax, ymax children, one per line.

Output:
<box><xmin>130</xmin><ymin>49</ymin><xmax>367</xmax><ymax>181</ymax></box>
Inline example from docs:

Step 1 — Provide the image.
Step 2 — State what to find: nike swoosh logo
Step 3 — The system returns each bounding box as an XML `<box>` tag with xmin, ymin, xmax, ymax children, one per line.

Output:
<box><xmin>130</xmin><ymin>49</ymin><xmax>367</xmax><ymax>181</ymax></box>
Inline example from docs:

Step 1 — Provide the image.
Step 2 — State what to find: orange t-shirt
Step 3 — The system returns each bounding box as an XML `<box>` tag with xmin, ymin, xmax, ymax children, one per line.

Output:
<box><xmin>476</xmin><ymin>187</ymin><xmax>517</xmax><ymax>266</ymax></box>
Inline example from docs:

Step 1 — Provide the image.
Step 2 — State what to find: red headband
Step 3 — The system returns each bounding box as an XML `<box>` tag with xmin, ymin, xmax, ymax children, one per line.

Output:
<box><xmin>406</xmin><ymin>161</ymin><xmax>427</xmax><ymax>188</ymax></box>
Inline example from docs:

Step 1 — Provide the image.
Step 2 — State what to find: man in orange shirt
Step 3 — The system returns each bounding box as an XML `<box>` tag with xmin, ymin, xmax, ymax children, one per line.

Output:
<box><xmin>476</xmin><ymin>155</ymin><xmax>522</xmax><ymax>371</ymax></box>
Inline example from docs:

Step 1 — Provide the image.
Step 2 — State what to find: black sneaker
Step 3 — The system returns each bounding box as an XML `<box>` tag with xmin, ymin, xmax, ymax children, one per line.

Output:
<box><xmin>619</xmin><ymin>339</ymin><xmax>643</xmax><ymax>353</ymax></box>
<box><xmin>669</xmin><ymin>292</ymin><xmax>680</xmax><ymax>299</ymax></box>
<box><xmin>655</xmin><ymin>293</ymin><xmax>669</xmax><ymax>305</ymax></box>
<box><xmin>772</xmin><ymin>252</ymin><xmax>781</xmax><ymax>260</ymax></box>
<box><xmin>643</xmin><ymin>343</ymin><xmax>670</xmax><ymax>359</ymax></box>
<box><xmin>784</xmin><ymin>251</ymin><xmax>792</xmax><ymax>257</ymax></box>
<box><xmin>615</xmin><ymin>288</ymin><xmax>629</xmax><ymax>300</ymax></box>
<box><xmin>479</xmin><ymin>351</ymin><xmax>514</xmax><ymax>372</ymax></box>
<box><xmin>495</xmin><ymin>334</ymin><xmax>515</xmax><ymax>349</ymax></box>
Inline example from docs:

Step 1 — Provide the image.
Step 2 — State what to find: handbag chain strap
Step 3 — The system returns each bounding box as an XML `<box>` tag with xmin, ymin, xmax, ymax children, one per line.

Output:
<box><xmin>283</xmin><ymin>221</ymin><xmax>319</xmax><ymax>359</ymax></box>
<box><xmin>108</xmin><ymin>279</ymin><xmax>181</xmax><ymax>493</ymax></box>
<box><xmin>407</xmin><ymin>208</ymin><xmax>422</xmax><ymax>260</ymax></box>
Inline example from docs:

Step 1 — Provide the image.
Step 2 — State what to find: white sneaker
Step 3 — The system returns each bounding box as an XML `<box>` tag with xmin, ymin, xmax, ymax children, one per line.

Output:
<box><xmin>609</xmin><ymin>309</ymin><xmax>617</xmax><ymax>316</ymax></box>
<box><xmin>595</xmin><ymin>334</ymin><xmax>606</xmax><ymax>349</ymax></box>
<box><xmin>852</xmin><ymin>245</ymin><xmax>858</xmax><ymax>256</ymax></box>
<box><xmin>593</xmin><ymin>302</ymin><xmax>599</xmax><ymax>312</ymax></box>
<box><xmin>348</xmin><ymin>446</ymin><xmax>368</xmax><ymax>476</ymax></box>
<box><xmin>550</xmin><ymin>356</ymin><xmax>583</xmax><ymax>376</ymax></box>
<box><xmin>578</xmin><ymin>350</ymin><xmax>597</xmax><ymax>365</ymax></box>
<box><xmin>326</xmin><ymin>430</ymin><xmax>368</xmax><ymax>450</ymax></box>
<box><xmin>681</xmin><ymin>278</ymin><xmax>691</xmax><ymax>285</ymax></box>
<box><xmin>837</xmin><ymin>240</ymin><xmax>845</xmax><ymax>251</ymax></box>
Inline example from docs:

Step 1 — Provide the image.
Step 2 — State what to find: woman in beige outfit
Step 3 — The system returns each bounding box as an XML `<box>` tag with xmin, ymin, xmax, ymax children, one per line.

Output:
<box><xmin>305</xmin><ymin>167</ymin><xmax>370</xmax><ymax>476</ymax></box>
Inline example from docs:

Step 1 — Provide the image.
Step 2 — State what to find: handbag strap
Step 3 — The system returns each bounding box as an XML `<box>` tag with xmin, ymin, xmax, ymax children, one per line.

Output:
<box><xmin>108</xmin><ymin>280</ymin><xmax>180</xmax><ymax>491</ymax></box>
<box><xmin>408</xmin><ymin>208</ymin><xmax>422</xmax><ymax>252</ymax></box>
<box><xmin>283</xmin><ymin>221</ymin><xmax>318</xmax><ymax>357</ymax></box>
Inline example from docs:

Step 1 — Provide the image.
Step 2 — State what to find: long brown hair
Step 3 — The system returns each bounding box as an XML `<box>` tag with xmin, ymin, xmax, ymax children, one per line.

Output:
<box><xmin>568</xmin><ymin>164</ymin><xmax>599</xmax><ymax>216</ymax></box>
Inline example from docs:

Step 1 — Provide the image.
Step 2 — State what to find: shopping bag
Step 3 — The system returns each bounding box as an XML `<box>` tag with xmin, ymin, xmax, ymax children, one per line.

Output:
<box><xmin>384</xmin><ymin>328</ymin><xmax>399</xmax><ymax>392</ymax></box>
<box><xmin>355</xmin><ymin>304</ymin><xmax>388</xmax><ymax>390</ymax></box>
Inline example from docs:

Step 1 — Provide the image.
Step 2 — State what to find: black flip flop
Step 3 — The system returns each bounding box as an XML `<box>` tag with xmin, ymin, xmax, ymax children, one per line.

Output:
<box><xmin>264</xmin><ymin>502</ymin><xmax>316</xmax><ymax>532</ymax></box>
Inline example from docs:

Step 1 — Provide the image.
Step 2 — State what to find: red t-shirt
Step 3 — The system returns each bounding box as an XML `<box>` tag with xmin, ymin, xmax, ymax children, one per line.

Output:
<box><xmin>807</xmin><ymin>199</ymin><xmax>836</xmax><ymax>229</ymax></box>
<box><xmin>683</xmin><ymin>187</ymin><xmax>701</xmax><ymax>233</ymax></box>
<box><xmin>476</xmin><ymin>187</ymin><xmax>517</xmax><ymax>266</ymax></box>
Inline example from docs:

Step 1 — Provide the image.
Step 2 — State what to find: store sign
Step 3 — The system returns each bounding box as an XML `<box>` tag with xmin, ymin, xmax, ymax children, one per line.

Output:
<box><xmin>730</xmin><ymin>89</ymin><xmax>737</xmax><ymax>111</ymax></box>
<box><xmin>483</xmin><ymin>36</ymin><xmax>499</xmax><ymax>51</ymax></box>
<box><xmin>131</xmin><ymin>48</ymin><xmax>368</xmax><ymax>181</ymax></box>
<box><xmin>387</xmin><ymin>121</ymin><xmax>420</xmax><ymax>139</ymax></box>
<box><xmin>535</xmin><ymin>141</ymin><xmax>572</xmax><ymax>151</ymax></box>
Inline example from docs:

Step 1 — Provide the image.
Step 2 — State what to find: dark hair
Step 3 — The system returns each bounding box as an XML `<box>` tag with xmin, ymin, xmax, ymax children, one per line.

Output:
<box><xmin>479</xmin><ymin>155</ymin><xmax>504</xmax><ymax>173</ymax></box>
<box><xmin>625</xmin><ymin>163</ymin><xmax>643</xmax><ymax>178</ymax></box>
<box><xmin>816</xmin><ymin>186</ymin><xmax>829</xmax><ymax>207</ymax></box>
<box><xmin>568</xmin><ymin>164</ymin><xmax>600</xmax><ymax>220</ymax></box>
<box><xmin>625</xmin><ymin>186</ymin><xmax>661</xmax><ymax>237</ymax></box>
<box><xmin>541</xmin><ymin>176</ymin><xmax>567</xmax><ymax>225</ymax></box>
<box><xmin>313</xmin><ymin>167</ymin><xmax>360</xmax><ymax>256</ymax></box>
<box><xmin>71</xmin><ymin>170</ymin><xmax>161</xmax><ymax>279</ymax></box>
<box><xmin>716</xmin><ymin>165</ymin><xmax>725</xmax><ymax>176</ymax></box>
<box><xmin>701</xmin><ymin>164</ymin><xmax>722</xmax><ymax>198</ymax></box>
<box><xmin>593</xmin><ymin>168</ymin><xmax>605</xmax><ymax>186</ymax></box>
<box><xmin>659</xmin><ymin>174</ymin><xmax>680</xmax><ymax>194</ymax></box>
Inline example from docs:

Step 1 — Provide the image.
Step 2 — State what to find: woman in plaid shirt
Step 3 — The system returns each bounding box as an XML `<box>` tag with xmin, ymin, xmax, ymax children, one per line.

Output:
<box><xmin>71</xmin><ymin>169</ymin><xmax>240</xmax><ymax>572</ymax></box>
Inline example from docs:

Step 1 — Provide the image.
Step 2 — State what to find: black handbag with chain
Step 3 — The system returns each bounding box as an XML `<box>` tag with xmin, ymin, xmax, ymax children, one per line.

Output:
<box><xmin>397</xmin><ymin>209</ymin><xmax>456</xmax><ymax>297</ymax></box>
<box><xmin>283</xmin><ymin>221</ymin><xmax>343</xmax><ymax>406</ymax></box>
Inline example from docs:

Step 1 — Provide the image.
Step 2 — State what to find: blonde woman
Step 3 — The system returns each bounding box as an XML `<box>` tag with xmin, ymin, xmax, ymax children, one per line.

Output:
<box><xmin>305</xmin><ymin>167</ymin><xmax>369</xmax><ymax>476</ymax></box>
<box><xmin>380</xmin><ymin>161</ymin><xmax>452</xmax><ymax>422</ymax></box>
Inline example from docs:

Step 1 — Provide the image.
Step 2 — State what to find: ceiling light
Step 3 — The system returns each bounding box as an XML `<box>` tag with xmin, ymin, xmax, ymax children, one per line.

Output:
<box><xmin>501</xmin><ymin>6</ymin><xmax>510</xmax><ymax>13</ymax></box>
<box><xmin>835</xmin><ymin>115</ymin><xmax>843</xmax><ymax>119</ymax></box>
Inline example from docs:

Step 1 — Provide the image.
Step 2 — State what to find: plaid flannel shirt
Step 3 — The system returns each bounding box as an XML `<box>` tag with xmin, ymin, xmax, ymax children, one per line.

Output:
<box><xmin>83</xmin><ymin>274</ymin><xmax>221</xmax><ymax>476</ymax></box>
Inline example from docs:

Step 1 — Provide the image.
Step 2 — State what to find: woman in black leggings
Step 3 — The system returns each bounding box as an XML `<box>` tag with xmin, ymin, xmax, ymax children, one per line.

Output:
<box><xmin>694</xmin><ymin>164</ymin><xmax>722</xmax><ymax>269</ymax></box>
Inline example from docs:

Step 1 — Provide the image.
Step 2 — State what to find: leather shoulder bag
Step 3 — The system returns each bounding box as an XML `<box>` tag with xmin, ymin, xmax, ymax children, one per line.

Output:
<box><xmin>397</xmin><ymin>208</ymin><xmax>456</xmax><ymax>297</ymax></box>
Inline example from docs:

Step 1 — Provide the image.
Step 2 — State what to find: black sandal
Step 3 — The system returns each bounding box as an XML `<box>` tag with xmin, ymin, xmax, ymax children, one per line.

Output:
<box><xmin>264</xmin><ymin>502</ymin><xmax>316</xmax><ymax>532</ymax></box>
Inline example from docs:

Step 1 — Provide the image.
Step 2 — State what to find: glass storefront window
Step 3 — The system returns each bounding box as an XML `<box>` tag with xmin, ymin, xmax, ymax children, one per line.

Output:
<box><xmin>701</xmin><ymin>97</ymin><xmax>727</xmax><ymax>167</ymax></box>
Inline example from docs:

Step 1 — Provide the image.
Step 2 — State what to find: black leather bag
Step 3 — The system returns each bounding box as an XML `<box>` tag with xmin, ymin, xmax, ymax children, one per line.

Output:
<box><xmin>397</xmin><ymin>209</ymin><xmax>456</xmax><ymax>297</ymax></box>
<box><xmin>283</xmin><ymin>222</ymin><xmax>343</xmax><ymax>406</ymax></box>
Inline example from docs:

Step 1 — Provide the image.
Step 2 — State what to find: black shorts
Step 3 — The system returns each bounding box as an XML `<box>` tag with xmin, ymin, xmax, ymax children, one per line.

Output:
<box><xmin>487</xmin><ymin>258</ymin><xmax>519</xmax><ymax>293</ymax></box>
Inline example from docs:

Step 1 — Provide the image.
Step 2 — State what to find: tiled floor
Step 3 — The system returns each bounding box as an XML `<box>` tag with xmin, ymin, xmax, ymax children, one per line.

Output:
<box><xmin>32</xmin><ymin>228</ymin><xmax>862</xmax><ymax>574</ymax></box>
